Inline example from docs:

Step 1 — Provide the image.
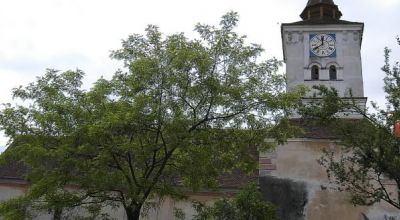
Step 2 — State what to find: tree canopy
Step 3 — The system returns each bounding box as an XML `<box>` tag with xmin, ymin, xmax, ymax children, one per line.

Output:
<box><xmin>299</xmin><ymin>38</ymin><xmax>400</xmax><ymax>209</ymax></box>
<box><xmin>0</xmin><ymin>12</ymin><xmax>303</xmax><ymax>220</ymax></box>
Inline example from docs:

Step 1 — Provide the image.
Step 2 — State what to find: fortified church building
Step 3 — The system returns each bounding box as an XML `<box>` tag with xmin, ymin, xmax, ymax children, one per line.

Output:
<box><xmin>258</xmin><ymin>1</ymin><xmax>399</xmax><ymax>219</ymax></box>
<box><xmin>0</xmin><ymin>1</ymin><xmax>398</xmax><ymax>220</ymax></box>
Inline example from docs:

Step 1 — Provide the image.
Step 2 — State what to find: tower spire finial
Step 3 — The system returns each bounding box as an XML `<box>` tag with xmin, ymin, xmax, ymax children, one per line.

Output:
<box><xmin>301</xmin><ymin>0</ymin><xmax>342</xmax><ymax>20</ymax></box>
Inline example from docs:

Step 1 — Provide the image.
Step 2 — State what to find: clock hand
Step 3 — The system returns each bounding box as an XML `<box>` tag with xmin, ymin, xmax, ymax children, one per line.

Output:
<box><xmin>312</xmin><ymin>37</ymin><xmax>324</xmax><ymax>50</ymax></box>
<box><xmin>313</xmin><ymin>43</ymin><xmax>322</xmax><ymax>50</ymax></box>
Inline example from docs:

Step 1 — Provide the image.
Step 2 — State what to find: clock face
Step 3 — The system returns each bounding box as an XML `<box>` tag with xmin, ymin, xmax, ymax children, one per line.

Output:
<box><xmin>310</xmin><ymin>34</ymin><xmax>336</xmax><ymax>57</ymax></box>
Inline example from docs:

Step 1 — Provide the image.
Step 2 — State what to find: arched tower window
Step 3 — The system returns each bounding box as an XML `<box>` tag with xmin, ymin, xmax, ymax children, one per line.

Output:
<box><xmin>329</xmin><ymin>65</ymin><xmax>337</xmax><ymax>80</ymax></box>
<box><xmin>311</xmin><ymin>65</ymin><xmax>319</xmax><ymax>80</ymax></box>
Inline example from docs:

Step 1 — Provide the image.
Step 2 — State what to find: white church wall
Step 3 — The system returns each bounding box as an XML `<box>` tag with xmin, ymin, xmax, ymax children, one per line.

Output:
<box><xmin>0</xmin><ymin>184</ymin><xmax>54</xmax><ymax>220</ymax></box>
<box><xmin>0</xmin><ymin>185</ymin><xmax>25</xmax><ymax>202</ymax></box>
<box><xmin>0</xmin><ymin>183</ymin><xmax>222</xmax><ymax>220</ymax></box>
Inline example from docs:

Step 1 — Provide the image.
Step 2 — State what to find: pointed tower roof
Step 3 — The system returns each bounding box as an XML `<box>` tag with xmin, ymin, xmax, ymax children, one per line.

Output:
<box><xmin>300</xmin><ymin>0</ymin><xmax>342</xmax><ymax>21</ymax></box>
<box><xmin>306</xmin><ymin>0</ymin><xmax>335</xmax><ymax>7</ymax></box>
<box><xmin>282</xmin><ymin>0</ymin><xmax>362</xmax><ymax>26</ymax></box>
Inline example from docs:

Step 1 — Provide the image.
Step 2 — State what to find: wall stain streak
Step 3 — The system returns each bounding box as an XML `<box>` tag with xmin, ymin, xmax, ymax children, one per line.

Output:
<box><xmin>259</xmin><ymin>176</ymin><xmax>308</xmax><ymax>220</ymax></box>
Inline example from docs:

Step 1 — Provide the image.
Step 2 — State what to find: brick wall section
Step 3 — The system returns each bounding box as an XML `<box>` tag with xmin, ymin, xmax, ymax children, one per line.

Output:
<box><xmin>259</xmin><ymin>150</ymin><xmax>277</xmax><ymax>176</ymax></box>
<box><xmin>395</xmin><ymin>121</ymin><xmax>400</xmax><ymax>138</ymax></box>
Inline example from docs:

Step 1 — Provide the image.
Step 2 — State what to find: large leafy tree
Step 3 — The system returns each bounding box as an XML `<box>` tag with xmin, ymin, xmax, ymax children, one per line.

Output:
<box><xmin>300</xmin><ymin>38</ymin><xmax>400</xmax><ymax>209</ymax></box>
<box><xmin>0</xmin><ymin>12</ymin><xmax>303</xmax><ymax>220</ymax></box>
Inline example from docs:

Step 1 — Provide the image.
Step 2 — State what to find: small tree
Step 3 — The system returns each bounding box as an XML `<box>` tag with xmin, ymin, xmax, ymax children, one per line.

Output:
<box><xmin>0</xmin><ymin>12</ymin><xmax>303</xmax><ymax>220</ymax></box>
<box><xmin>193</xmin><ymin>184</ymin><xmax>277</xmax><ymax>220</ymax></box>
<box><xmin>300</xmin><ymin>38</ymin><xmax>400</xmax><ymax>209</ymax></box>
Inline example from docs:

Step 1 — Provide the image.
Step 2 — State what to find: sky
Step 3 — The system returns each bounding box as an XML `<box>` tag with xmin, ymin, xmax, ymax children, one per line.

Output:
<box><xmin>0</xmin><ymin>0</ymin><xmax>399</xmax><ymax>151</ymax></box>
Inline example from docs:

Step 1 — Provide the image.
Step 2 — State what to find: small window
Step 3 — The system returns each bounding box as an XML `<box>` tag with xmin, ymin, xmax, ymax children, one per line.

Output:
<box><xmin>311</xmin><ymin>65</ymin><xmax>319</xmax><ymax>80</ymax></box>
<box><xmin>329</xmin><ymin>65</ymin><xmax>337</xmax><ymax>80</ymax></box>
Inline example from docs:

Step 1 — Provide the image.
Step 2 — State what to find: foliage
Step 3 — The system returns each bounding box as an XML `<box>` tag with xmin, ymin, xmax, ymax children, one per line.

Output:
<box><xmin>193</xmin><ymin>184</ymin><xmax>277</xmax><ymax>220</ymax></box>
<box><xmin>299</xmin><ymin>38</ymin><xmax>400</xmax><ymax>209</ymax></box>
<box><xmin>0</xmin><ymin>12</ymin><xmax>303</xmax><ymax>219</ymax></box>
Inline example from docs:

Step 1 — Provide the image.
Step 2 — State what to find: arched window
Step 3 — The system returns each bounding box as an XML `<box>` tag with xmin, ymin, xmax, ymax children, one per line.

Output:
<box><xmin>311</xmin><ymin>65</ymin><xmax>319</xmax><ymax>80</ymax></box>
<box><xmin>329</xmin><ymin>65</ymin><xmax>337</xmax><ymax>80</ymax></box>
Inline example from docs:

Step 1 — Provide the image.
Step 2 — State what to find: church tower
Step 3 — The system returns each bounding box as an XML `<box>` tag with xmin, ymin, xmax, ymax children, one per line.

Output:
<box><xmin>259</xmin><ymin>2</ymin><xmax>398</xmax><ymax>220</ymax></box>
<box><xmin>281</xmin><ymin>0</ymin><xmax>367</xmax><ymax>114</ymax></box>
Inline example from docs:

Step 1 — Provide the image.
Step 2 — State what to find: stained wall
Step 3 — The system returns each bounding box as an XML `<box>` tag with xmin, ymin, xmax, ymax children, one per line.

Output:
<box><xmin>259</xmin><ymin>139</ymin><xmax>400</xmax><ymax>220</ymax></box>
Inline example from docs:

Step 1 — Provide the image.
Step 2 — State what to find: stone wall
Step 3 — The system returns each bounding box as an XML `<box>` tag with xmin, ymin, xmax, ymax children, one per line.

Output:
<box><xmin>259</xmin><ymin>139</ymin><xmax>400</xmax><ymax>220</ymax></box>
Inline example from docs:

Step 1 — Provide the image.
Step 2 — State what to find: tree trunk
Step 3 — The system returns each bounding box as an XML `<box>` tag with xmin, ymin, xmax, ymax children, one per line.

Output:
<box><xmin>52</xmin><ymin>208</ymin><xmax>62</xmax><ymax>220</ymax></box>
<box><xmin>125</xmin><ymin>205</ymin><xmax>142</xmax><ymax>220</ymax></box>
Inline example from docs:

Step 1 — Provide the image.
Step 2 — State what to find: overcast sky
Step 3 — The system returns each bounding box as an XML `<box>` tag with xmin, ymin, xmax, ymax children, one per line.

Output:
<box><xmin>0</xmin><ymin>0</ymin><xmax>399</xmax><ymax>150</ymax></box>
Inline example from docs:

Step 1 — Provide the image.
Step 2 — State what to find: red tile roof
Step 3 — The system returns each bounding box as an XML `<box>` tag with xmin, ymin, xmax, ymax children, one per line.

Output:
<box><xmin>0</xmin><ymin>160</ymin><xmax>26</xmax><ymax>181</ymax></box>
